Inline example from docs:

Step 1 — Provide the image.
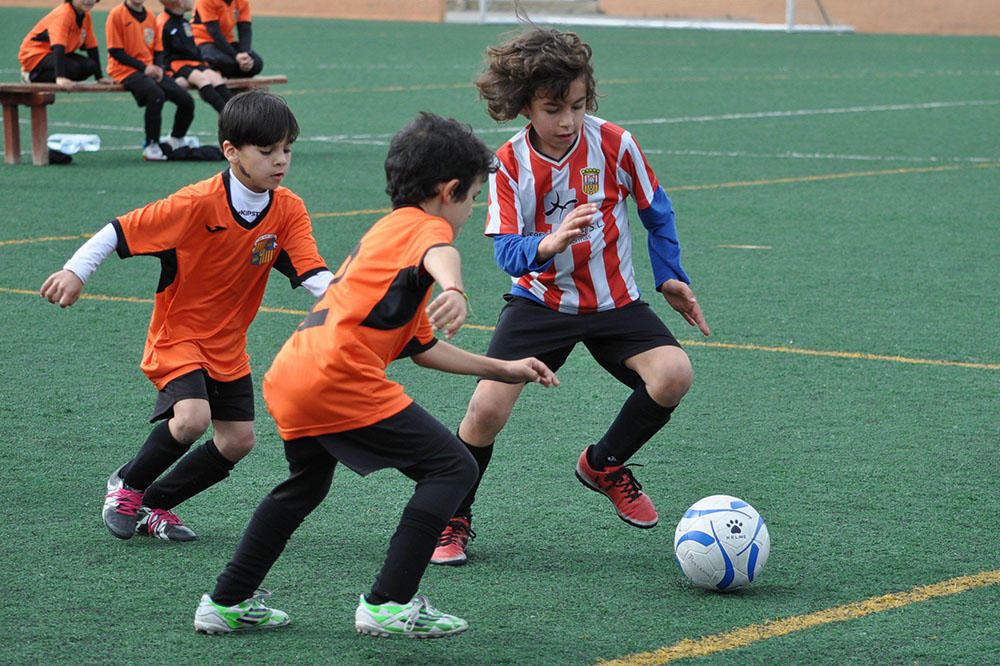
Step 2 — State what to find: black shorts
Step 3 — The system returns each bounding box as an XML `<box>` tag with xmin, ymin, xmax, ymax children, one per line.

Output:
<box><xmin>150</xmin><ymin>369</ymin><xmax>255</xmax><ymax>423</ymax></box>
<box><xmin>122</xmin><ymin>71</ymin><xmax>190</xmax><ymax>108</ymax></box>
<box><xmin>289</xmin><ymin>402</ymin><xmax>464</xmax><ymax>477</ymax></box>
<box><xmin>485</xmin><ymin>295</ymin><xmax>680</xmax><ymax>388</ymax></box>
<box><xmin>173</xmin><ymin>64</ymin><xmax>206</xmax><ymax>80</ymax></box>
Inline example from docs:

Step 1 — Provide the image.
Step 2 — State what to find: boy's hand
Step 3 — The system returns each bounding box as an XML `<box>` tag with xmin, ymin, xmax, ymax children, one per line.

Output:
<box><xmin>55</xmin><ymin>76</ymin><xmax>75</xmax><ymax>90</ymax></box>
<box><xmin>536</xmin><ymin>203</ymin><xmax>599</xmax><ymax>261</ymax></box>
<box><xmin>496</xmin><ymin>358</ymin><xmax>559</xmax><ymax>387</ymax></box>
<box><xmin>97</xmin><ymin>77</ymin><xmax>115</xmax><ymax>85</ymax></box>
<box><xmin>236</xmin><ymin>52</ymin><xmax>254</xmax><ymax>72</ymax></box>
<box><xmin>426</xmin><ymin>288</ymin><xmax>468</xmax><ymax>339</ymax></box>
<box><xmin>659</xmin><ymin>279</ymin><xmax>710</xmax><ymax>336</ymax></box>
<box><xmin>145</xmin><ymin>64</ymin><xmax>163</xmax><ymax>81</ymax></box>
<box><xmin>40</xmin><ymin>270</ymin><xmax>84</xmax><ymax>308</ymax></box>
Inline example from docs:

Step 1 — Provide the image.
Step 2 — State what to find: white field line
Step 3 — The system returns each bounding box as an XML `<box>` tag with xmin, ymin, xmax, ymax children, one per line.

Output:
<box><xmin>10</xmin><ymin>99</ymin><xmax>999</xmax><ymax>160</ymax></box>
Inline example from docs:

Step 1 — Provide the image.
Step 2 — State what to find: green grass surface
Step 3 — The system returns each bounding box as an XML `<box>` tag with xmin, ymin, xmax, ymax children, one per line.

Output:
<box><xmin>2</xmin><ymin>8</ymin><xmax>998</xmax><ymax>665</ymax></box>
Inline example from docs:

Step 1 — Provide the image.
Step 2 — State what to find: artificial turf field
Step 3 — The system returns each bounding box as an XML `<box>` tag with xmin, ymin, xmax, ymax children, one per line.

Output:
<box><xmin>1</xmin><ymin>7</ymin><xmax>998</xmax><ymax>664</ymax></box>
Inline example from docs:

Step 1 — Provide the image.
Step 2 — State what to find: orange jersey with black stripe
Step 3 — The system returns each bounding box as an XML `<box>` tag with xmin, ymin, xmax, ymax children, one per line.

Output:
<box><xmin>112</xmin><ymin>171</ymin><xmax>327</xmax><ymax>390</ymax></box>
<box><xmin>105</xmin><ymin>2</ymin><xmax>160</xmax><ymax>82</ymax></box>
<box><xmin>156</xmin><ymin>11</ymin><xmax>203</xmax><ymax>72</ymax></box>
<box><xmin>18</xmin><ymin>3</ymin><xmax>98</xmax><ymax>73</ymax></box>
<box><xmin>191</xmin><ymin>0</ymin><xmax>252</xmax><ymax>46</ymax></box>
<box><xmin>263</xmin><ymin>207</ymin><xmax>454</xmax><ymax>439</ymax></box>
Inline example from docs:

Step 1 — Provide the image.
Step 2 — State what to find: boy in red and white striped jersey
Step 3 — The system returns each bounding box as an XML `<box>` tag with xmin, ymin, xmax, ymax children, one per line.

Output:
<box><xmin>432</xmin><ymin>27</ymin><xmax>711</xmax><ymax>566</ymax></box>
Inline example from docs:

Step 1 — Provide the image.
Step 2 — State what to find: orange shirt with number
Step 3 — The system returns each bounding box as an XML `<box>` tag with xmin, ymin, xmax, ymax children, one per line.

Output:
<box><xmin>264</xmin><ymin>206</ymin><xmax>454</xmax><ymax>439</ymax></box>
<box><xmin>191</xmin><ymin>0</ymin><xmax>252</xmax><ymax>46</ymax></box>
<box><xmin>18</xmin><ymin>3</ymin><xmax>99</xmax><ymax>73</ymax></box>
<box><xmin>105</xmin><ymin>2</ymin><xmax>161</xmax><ymax>82</ymax></box>
<box><xmin>113</xmin><ymin>171</ymin><xmax>327</xmax><ymax>390</ymax></box>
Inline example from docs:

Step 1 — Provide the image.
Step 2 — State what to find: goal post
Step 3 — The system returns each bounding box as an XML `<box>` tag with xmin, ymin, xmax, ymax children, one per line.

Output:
<box><xmin>451</xmin><ymin>0</ymin><xmax>853</xmax><ymax>33</ymax></box>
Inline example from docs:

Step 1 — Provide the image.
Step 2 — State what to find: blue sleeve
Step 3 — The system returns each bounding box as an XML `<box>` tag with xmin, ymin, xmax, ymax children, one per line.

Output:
<box><xmin>638</xmin><ymin>186</ymin><xmax>690</xmax><ymax>289</ymax></box>
<box><xmin>492</xmin><ymin>234</ymin><xmax>554</xmax><ymax>277</ymax></box>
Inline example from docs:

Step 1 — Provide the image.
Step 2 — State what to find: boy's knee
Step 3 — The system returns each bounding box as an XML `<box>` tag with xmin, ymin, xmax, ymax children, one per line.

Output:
<box><xmin>216</xmin><ymin>430</ymin><xmax>256</xmax><ymax>461</ymax></box>
<box><xmin>465</xmin><ymin>394</ymin><xmax>512</xmax><ymax>438</ymax></box>
<box><xmin>169</xmin><ymin>413</ymin><xmax>210</xmax><ymax>444</ymax></box>
<box><xmin>645</xmin><ymin>352</ymin><xmax>694</xmax><ymax>406</ymax></box>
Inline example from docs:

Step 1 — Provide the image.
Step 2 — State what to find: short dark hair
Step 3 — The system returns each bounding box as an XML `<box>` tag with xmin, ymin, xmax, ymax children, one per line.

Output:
<box><xmin>384</xmin><ymin>112</ymin><xmax>497</xmax><ymax>208</ymax></box>
<box><xmin>218</xmin><ymin>90</ymin><xmax>300</xmax><ymax>148</ymax></box>
<box><xmin>476</xmin><ymin>28</ymin><xmax>597</xmax><ymax>122</ymax></box>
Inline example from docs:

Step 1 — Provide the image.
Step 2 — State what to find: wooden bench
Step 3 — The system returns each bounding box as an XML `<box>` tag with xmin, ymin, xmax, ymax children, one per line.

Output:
<box><xmin>0</xmin><ymin>74</ymin><xmax>288</xmax><ymax>166</ymax></box>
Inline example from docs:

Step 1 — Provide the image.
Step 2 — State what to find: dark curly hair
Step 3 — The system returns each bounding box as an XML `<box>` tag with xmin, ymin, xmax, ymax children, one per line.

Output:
<box><xmin>384</xmin><ymin>112</ymin><xmax>497</xmax><ymax>208</ymax></box>
<box><xmin>475</xmin><ymin>28</ymin><xmax>597</xmax><ymax>122</ymax></box>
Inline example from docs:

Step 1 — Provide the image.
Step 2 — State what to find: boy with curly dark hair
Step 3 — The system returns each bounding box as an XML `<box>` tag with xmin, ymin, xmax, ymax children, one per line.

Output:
<box><xmin>431</xmin><ymin>27</ymin><xmax>711</xmax><ymax>566</ymax></box>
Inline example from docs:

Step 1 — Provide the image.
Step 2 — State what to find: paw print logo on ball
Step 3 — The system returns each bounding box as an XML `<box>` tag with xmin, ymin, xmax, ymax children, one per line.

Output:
<box><xmin>726</xmin><ymin>519</ymin><xmax>743</xmax><ymax>534</ymax></box>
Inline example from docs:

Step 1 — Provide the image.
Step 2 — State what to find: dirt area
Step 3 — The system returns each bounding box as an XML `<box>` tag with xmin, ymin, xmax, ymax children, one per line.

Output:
<box><xmin>2</xmin><ymin>0</ymin><xmax>997</xmax><ymax>34</ymax></box>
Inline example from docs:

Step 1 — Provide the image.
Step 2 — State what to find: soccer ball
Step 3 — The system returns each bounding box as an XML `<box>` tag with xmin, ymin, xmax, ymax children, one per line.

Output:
<box><xmin>673</xmin><ymin>495</ymin><xmax>770</xmax><ymax>591</ymax></box>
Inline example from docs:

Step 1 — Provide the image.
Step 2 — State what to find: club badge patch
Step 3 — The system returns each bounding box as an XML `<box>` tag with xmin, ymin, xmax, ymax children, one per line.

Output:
<box><xmin>580</xmin><ymin>167</ymin><xmax>600</xmax><ymax>195</ymax></box>
<box><xmin>251</xmin><ymin>234</ymin><xmax>278</xmax><ymax>266</ymax></box>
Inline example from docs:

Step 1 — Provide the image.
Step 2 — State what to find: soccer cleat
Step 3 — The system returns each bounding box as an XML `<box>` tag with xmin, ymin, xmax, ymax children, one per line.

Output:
<box><xmin>575</xmin><ymin>449</ymin><xmax>659</xmax><ymax>528</ymax></box>
<box><xmin>136</xmin><ymin>507</ymin><xmax>198</xmax><ymax>542</ymax></box>
<box><xmin>194</xmin><ymin>590</ymin><xmax>289</xmax><ymax>634</ymax></box>
<box><xmin>102</xmin><ymin>467</ymin><xmax>144</xmax><ymax>539</ymax></box>
<box><xmin>430</xmin><ymin>516</ymin><xmax>475</xmax><ymax>566</ymax></box>
<box><xmin>142</xmin><ymin>142</ymin><xmax>167</xmax><ymax>161</ymax></box>
<box><xmin>355</xmin><ymin>594</ymin><xmax>467</xmax><ymax>639</ymax></box>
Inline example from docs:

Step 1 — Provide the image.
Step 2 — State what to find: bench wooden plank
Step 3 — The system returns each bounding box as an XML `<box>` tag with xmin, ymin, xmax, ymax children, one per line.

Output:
<box><xmin>0</xmin><ymin>74</ymin><xmax>288</xmax><ymax>96</ymax></box>
<box><xmin>0</xmin><ymin>75</ymin><xmax>288</xmax><ymax>165</ymax></box>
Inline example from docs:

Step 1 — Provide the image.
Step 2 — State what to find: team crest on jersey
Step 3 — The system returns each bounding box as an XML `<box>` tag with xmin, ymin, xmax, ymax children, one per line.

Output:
<box><xmin>144</xmin><ymin>27</ymin><xmax>155</xmax><ymax>46</ymax></box>
<box><xmin>580</xmin><ymin>167</ymin><xmax>600</xmax><ymax>195</ymax></box>
<box><xmin>250</xmin><ymin>234</ymin><xmax>278</xmax><ymax>266</ymax></box>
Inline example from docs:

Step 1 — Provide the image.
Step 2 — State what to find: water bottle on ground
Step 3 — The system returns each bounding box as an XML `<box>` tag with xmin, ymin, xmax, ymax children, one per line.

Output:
<box><xmin>47</xmin><ymin>134</ymin><xmax>101</xmax><ymax>154</ymax></box>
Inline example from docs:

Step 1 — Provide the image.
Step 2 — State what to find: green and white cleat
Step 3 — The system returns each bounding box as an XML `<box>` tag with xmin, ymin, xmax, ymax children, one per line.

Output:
<box><xmin>355</xmin><ymin>594</ymin><xmax>468</xmax><ymax>639</ymax></box>
<box><xmin>194</xmin><ymin>590</ymin><xmax>289</xmax><ymax>634</ymax></box>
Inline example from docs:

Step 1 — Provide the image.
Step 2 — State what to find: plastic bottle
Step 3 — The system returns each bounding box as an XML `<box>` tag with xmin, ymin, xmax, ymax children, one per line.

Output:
<box><xmin>47</xmin><ymin>133</ymin><xmax>101</xmax><ymax>154</ymax></box>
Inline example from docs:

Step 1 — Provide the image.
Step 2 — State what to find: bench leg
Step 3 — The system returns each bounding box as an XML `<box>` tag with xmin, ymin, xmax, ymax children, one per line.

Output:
<box><xmin>2</xmin><ymin>103</ymin><xmax>20</xmax><ymax>165</ymax></box>
<box><xmin>30</xmin><ymin>104</ymin><xmax>49</xmax><ymax>166</ymax></box>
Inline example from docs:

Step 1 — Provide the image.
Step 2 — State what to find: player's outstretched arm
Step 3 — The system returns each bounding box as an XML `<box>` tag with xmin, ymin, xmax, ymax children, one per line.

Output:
<box><xmin>40</xmin><ymin>270</ymin><xmax>85</xmax><ymax>308</ymax></box>
<box><xmin>412</xmin><ymin>340</ymin><xmax>559</xmax><ymax>387</ymax></box>
<box><xmin>423</xmin><ymin>245</ymin><xmax>468</xmax><ymax>338</ymax></box>
<box><xmin>659</xmin><ymin>278</ymin><xmax>710</xmax><ymax>336</ymax></box>
<box><xmin>536</xmin><ymin>202</ymin><xmax>599</xmax><ymax>262</ymax></box>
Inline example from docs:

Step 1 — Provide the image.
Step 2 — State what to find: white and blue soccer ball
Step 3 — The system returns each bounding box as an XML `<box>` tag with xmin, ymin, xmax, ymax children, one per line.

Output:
<box><xmin>673</xmin><ymin>495</ymin><xmax>770</xmax><ymax>591</ymax></box>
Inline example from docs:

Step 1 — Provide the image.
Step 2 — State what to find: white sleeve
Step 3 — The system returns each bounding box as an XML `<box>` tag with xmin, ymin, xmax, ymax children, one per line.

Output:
<box><xmin>301</xmin><ymin>270</ymin><xmax>333</xmax><ymax>298</ymax></box>
<box><xmin>63</xmin><ymin>223</ymin><xmax>118</xmax><ymax>284</ymax></box>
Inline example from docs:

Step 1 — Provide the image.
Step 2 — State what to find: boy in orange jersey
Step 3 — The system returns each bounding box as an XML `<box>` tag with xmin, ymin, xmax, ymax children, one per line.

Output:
<box><xmin>18</xmin><ymin>0</ymin><xmax>114</xmax><ymax>88</ymax></box>
<box><xmin>157</xmin><ymin>0</ymin><xmax>232</xmax><ymax>113</ymax></box>
<box><xmin>191</xmin><ymin>0</ymin><xmax>262</xmax><ymax>79</ymax></box>
<box><xmin>40</xmin><ymin>91</ymin><xmax>333</xmax><ymax>544</ymax></box>
<box><xmin>106</xmin><ymin>0</ymin><xmax>196</xmax><ymax>160</ymax></box>
<box><xmin>192</xmin><ymin>113</ymin><xmax>558</xmax><ymax>638</ymax></box>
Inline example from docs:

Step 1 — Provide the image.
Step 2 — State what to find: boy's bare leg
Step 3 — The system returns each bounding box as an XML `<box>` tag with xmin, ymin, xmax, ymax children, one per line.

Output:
<box><xmin>433</xmin><ymin>380</ymin><xmax>525</xmax><ymax>565</ymax></box>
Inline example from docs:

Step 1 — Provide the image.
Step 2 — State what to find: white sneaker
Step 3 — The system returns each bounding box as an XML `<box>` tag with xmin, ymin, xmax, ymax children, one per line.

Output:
<box><xmin>142</xmin><ymin>143</ymin><xmax>167</xmax><ymax>161</ymax></box>
<box><xmin>355</xmin><ymin>594</ymin><xmax>468</xmax><ymax>638</ymax></box>
<box><xmin>194</xmin><ymin>590</ymin><xmax>289</xmax><ymax>634</ymax></box>
<box><xmin>165</xmin><ymin>136</ymin><xmax>185</xmax><ymax>150</ymax></box>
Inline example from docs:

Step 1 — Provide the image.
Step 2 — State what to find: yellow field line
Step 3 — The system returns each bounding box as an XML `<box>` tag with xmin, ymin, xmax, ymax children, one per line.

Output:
<box><xmin>7</xmin><ymin>288</ymin><xmax>996</xmax><ymax>371</ymax></box>
<box><xmin>311</xmin><ymin>162</ymin><xmax>999</xmax><ymax>219</ymax></box>
<box><xmin>670</xmin><ymin>162</ymin><xmax>1000</xmax><ymax>192</ymax></box>
<box><xmin>0</xmin><ymin>234</ymin><xmax>91</xmax><ymax>247</ymax></box>
<box><xmin>596</xmin><ymin>569</ymin><xmax>1000</xmax><ymax>665</ymax></box>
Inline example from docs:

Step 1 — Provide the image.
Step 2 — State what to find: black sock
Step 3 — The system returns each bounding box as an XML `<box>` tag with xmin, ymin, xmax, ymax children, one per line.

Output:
<box><xmin>213</xmin><ymin>495</ymin><xmax>304</xmax><ymax>606</ymax></box>
<box><xmin>198</xmin><ymin>85</ymin><xmax>227</xmax><ymax>113</ymax></box>
<box><xmin>590</xmin><ymin>384</ymin><xmax>676</xmax><ymax>469</ymax></box>
<box><xmin>454</xmin><ymin>437</ymin><xmax>493</xmax><ymax>518</ymax></box>
<box><xmin>121</xmin><ymin>420</ymin><xmax>190</xmax><ymax>491</ymax></box>
<box><xmin>214</xmin><ymin>84</ymin><xmax>233</xmax><ymax>102</ymax></box>
<box><xmin>370</xmin><ymin>507</ymin><xmax>446</xmax><ymax>603</ymax></box>
<box><xmin>142</xmin><ymin>439</ymin><xmax>235</xmax><ymax>510</ymax></box>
